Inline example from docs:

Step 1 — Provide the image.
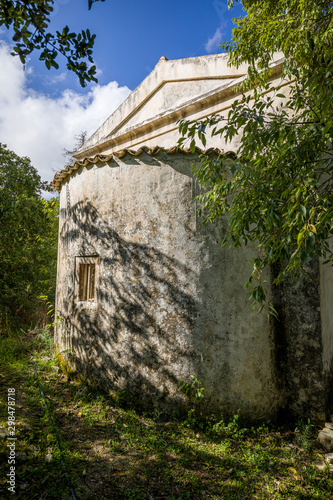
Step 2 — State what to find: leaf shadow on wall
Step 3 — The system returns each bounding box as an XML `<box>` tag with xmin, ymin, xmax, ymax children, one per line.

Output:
<box><xmin>58</xmin><ymin>199</ymin><xmax>201</xmax><ymax>410</ymax></box>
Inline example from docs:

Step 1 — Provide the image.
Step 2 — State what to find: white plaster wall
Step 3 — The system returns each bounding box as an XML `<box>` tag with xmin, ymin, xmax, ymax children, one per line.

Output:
<box><xmin>55</xmin><ymin>152</ymin><xmax>281</xmax><ymax>419</ymax></box>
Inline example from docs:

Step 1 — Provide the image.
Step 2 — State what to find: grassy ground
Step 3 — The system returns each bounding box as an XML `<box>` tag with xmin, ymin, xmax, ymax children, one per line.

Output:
<box><xmin>0</xmin><ymin>329</ymin><xmax>332</xmax><ymax>500</ymax></box>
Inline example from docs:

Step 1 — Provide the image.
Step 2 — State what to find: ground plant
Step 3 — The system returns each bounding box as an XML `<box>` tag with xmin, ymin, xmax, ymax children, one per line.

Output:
<box><xmin>0</xmin><ymin>329</ymin><xmax>332</xmax><ymax>499</ymax></box>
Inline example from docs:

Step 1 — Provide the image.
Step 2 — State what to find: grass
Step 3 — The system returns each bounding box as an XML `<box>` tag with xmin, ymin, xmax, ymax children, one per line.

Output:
<box><xmin>0</xmin><ymin>329</ymin><xmax>332</xmax><ymax>499</ymax></box>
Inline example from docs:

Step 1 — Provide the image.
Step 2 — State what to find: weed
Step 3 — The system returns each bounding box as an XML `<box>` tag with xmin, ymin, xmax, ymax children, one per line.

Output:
<box><xmin>179</xmin><ymin>375</ymin><xmax>208</xmax><ymax>429</ymax></box>
<box><xmin>226</xmin><ymin>410</ymin><xmax>248</xmax><ymax>439</ymax></box>
<box><xmin>125</xmin><ymin>487</ymin><xmax>145</xmax><ymax>499</ymax></box>
<box><xmin>211</xmin><ymin>416</ymin><xmax>226</xmax><ymax>436</ymax></box>
<box><xmin>295</xmin><ymin>418</ymin><xmax>315</xmax><ymax>449</ymax></box>
<box><xmin>210</xmin><ymin>410</ymin><xmax>248</xmax><ymax>439</ymax></box>
<box><xmin>37</xmin><ymin>294</ymin><xmax>55</xmax><ymax>327</ymax></box>
<box><xmin>114</xmin><ymin>387</ymin><xmax>127</xmax><ymax>405</ymax></box>
<box><xmin>182</xmin><ymin>408</ymin><xmax>198</xmax><ymax>428</ymax></box>
<box><xmin>179</xmin><ymin>375</ymin><xmax>205</xmax><ymax>401</ymax></box>
<box><xmin>31</xmin><ymin>327</ymin><xmax>54</xmax><ymax>352</ymax></box>
<box><xmin>179</xmin><ymin>378</ymin><xmax>248</xmax><ymax>438</ymax></box>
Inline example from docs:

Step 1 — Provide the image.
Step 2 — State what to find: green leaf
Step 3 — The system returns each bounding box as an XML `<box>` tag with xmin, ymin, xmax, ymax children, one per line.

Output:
<box><xmin>299</xmin><ymin>206</ymin><xmax>306</xmax><ymax>218</ymax></box>
<box><xmin>323</xmin><ymin>121</ymin><xmax>332</xmax><ymax>136</ymax></box>
<box><xmin>301</xmin><ymin>250</ymin><xmax>309</xmax><ymax>263</ymax></box>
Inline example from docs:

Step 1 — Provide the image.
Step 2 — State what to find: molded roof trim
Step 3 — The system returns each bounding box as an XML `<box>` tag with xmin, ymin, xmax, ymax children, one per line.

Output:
<box><xmin>74</xmin><ymin>55</ymin><xmax>284</xmax><ymax>160</ymax></box>
<box><xmin>74</xmin><ymin>53</ymin><xmax>250</xmax><ymax>158</ymax></box>
<box><xmin>50</xmin><ymin>146</ymin><xmax>236</xmax><ymax>192</ymax></box>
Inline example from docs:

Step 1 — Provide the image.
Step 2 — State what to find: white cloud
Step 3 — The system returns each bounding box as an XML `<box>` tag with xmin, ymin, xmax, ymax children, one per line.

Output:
<box><xmin>205</xmin><ymin>24</ymin><xmax>225</xmax><ymax>53</ymax></box>
<box><xmin>0</xmin><ymin>43</ymin><xmax>131</xmax><ymax>187</ymax></box>
<box><xmin>43</xmin><ymin>71</ymin><xmax>67</xmax><ymax>85</ymax></box>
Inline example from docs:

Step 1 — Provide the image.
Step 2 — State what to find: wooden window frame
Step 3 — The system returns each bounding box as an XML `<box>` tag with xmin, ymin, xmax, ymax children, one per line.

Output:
<box><xmin>76</xmin><ymin>256</ymin><xmax>99</xmax><ymax>303</ymax></box>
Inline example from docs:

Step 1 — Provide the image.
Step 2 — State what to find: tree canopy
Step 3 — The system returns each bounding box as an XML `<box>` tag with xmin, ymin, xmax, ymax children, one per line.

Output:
<box><xmin>179</xmin><ymin>0</ymin><xmax>333</xmax><ymax>308</ymax></box>
<box><xmin>0</xmin><ymin>143</ymin><xmax>59</xmax><ymax>330</ymax></box>
<box><xmin>0</xmin><ymin>0</ymin><xmax>105</xmax><ymax>86</ymax></box>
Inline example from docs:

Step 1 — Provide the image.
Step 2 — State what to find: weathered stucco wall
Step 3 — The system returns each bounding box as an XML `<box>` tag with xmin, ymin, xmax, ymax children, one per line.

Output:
<box><xmin>320</xmin><ymin>256</ymin><xmax>333</xmax><ymax>412</ymax></box>
<box><xmin>55</xmin><ymin>151</ymin><xmax>283</xmax><ymax>419</ymax></box>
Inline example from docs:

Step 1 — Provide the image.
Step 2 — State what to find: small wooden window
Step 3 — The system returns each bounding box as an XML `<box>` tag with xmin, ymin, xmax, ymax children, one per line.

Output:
<box><xmin>78</xmin><ymin>263</ymin><xmax>96</xmax><ymax>301</ymax></box>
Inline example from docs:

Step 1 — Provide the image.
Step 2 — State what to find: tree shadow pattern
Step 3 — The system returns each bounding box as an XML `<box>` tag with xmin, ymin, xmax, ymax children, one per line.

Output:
<box><xmin>57</xmin><ymin>199</ymin><xmax>200</xmax><ymax>411</ymax></box>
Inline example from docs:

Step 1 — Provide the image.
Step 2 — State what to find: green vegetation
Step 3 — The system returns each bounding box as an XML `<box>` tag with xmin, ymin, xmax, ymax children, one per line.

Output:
<box><xmin>179</xmin><ymin>0</ymin><xmax>333</xmax><ymax>308</ymax></box>
<box><xmin>0</xmin><ymin>143</ymin><xmax>59</xmax><ymax>331</ymax></box>
<box><xmin>0</xmin><ymin>0</ymin><xmax>104</xmax><ymax>86</ymax></box>
<box><xmin>0</xmin><ymin>329</ymin><xmax>332</xmax><ymax>499</ymax></box>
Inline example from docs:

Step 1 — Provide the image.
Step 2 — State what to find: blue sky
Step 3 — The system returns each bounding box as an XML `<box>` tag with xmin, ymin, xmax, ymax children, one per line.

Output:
<box><xmin>0</xmin><ymin>0</ymin><xmax>245</xmax><ymax>185</ymax></box>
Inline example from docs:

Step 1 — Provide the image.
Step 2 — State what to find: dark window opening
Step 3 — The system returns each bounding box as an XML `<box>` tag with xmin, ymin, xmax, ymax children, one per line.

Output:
<box><xmin>79</xmin><ymin>263</ymin><xmax>96</xmax><ymax>301</ymax></box>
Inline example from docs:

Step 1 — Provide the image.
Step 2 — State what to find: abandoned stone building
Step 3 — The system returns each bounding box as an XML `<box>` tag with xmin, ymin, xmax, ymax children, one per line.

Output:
<box><xmin>51</xmin><ymin>53</ymin><xmax>333</xmax><ymax>422</ymax></box>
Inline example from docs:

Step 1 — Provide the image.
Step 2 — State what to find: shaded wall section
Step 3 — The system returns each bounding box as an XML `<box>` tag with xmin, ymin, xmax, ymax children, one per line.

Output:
<box><xmin>55</xmin><ymin>151</ymin><xmax>282</xmax><ymax>419</ymax></box>
<box><xmin>320</xmin><ymin>256</ymin><xmax>333</xmax><ymax>414</ymax></box>
<box><xmin>272</xmin><ymin>259</ymin><xmax>328</xmax><ymax>422</ymax></box>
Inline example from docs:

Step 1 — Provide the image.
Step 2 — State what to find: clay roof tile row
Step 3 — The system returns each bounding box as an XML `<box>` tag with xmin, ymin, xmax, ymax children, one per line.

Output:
<box><xmin>50</xmin><ymin>146</ymin><xmax>236</xmax><ymax>192</ymax></box>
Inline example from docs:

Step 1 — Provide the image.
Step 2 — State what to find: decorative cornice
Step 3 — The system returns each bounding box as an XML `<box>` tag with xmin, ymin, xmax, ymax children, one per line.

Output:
<box><xmin>74</xmin><ymin>53</ymin><xmax>250</xmax><ymax>158</ymax></box>
<box><xmin>73</xmin><ymin>56</ymin><xmax>284</xmax><ymax>160</ymax></box>
<box><xmin>50</xmin><ymin>146</ymin><xmax>236</xmax><ymax>192</ymax></box>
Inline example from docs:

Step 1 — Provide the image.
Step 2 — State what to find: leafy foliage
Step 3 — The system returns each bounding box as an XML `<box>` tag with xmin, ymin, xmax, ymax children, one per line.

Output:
<box><xmin>0</xmin><ymin>144</ymin><xmax>59</xmax><ymax>329</ymax></box>
<box><xmin>0</xmin><ymin>0</ymin><xmax>105</xmax><ymax>86</ymax></box>
<box><xmin>179</xmin><ymin>0</ymin><xmax>333</xmax><ymax>307</ymax></box>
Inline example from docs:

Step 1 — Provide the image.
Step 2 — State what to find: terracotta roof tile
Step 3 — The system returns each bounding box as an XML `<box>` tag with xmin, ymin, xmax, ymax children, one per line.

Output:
<box><xmin>50</xmin><ymin>146</ymin><xmax>236</xmax><ymax>192</ymax></box>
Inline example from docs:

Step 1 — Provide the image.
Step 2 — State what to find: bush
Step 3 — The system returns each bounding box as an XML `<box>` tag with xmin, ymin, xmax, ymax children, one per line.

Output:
<box><xmin>0</xmin><ymin>143</ymin><xmax>59</xmax><ymax>331</ymax></box>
